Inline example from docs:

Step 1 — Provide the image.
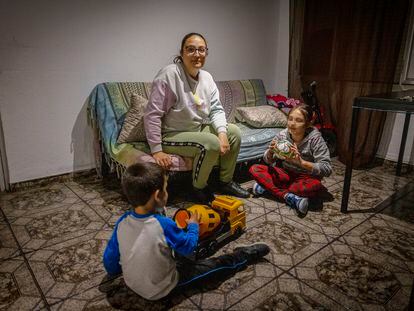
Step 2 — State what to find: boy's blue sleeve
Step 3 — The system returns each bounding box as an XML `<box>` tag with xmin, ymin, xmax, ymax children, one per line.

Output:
<box><xmin>155</xmin><ymin>215</ymin><xmax>199</xmax><ymax>256</ymax></box>
<box><xmin>103</xmin><ymin>213</ymin><xmax>129</xmax><ymax>276</ymax></box>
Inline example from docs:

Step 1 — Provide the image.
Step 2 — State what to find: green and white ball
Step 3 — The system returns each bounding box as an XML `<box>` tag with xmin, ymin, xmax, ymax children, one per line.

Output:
<box><xmin>273</xmin><ymin>140</ymin><xmax>295</xmax><ymax>159</ymax></box>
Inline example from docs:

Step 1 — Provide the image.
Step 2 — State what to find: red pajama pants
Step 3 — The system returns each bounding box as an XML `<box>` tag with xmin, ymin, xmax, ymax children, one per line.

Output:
<box><xmin>249</xmin><ymin>164</ymin><xmax>324</xmax><ymax>201</ymax></box>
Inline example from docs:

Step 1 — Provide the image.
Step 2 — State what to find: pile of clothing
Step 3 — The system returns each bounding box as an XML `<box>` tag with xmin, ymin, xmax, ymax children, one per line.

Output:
<box><xmin>266</xmin><ymin>94</ymin><xmax>302</xmax><ymax>115</ymax></box>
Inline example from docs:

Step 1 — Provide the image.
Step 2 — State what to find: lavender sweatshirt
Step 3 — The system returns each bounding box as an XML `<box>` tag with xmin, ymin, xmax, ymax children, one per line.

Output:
<box><xmin>144</xmin><ymin>63</ymin><xmax>227</xmax><ymax>154</ymax></box>
<box><xmin>264</xmin><ymin>127</ymin><xmax>332</xmax><ymax>177</ymax></box>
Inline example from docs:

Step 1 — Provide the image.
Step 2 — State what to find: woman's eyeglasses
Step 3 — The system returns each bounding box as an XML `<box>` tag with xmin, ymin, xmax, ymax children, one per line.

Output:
<box><xmin>184</xmin><ymin>46</ymin><xmax>208</xmax><ymax>55</ymax></box>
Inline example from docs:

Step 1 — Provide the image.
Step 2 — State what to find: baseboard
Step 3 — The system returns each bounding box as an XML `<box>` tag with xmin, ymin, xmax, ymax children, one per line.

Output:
<box><xmin>376</xmin><ymin>154</ymin><xmax>414</xmax><ymax>165</ymax></box>
<box><xmin>7</xmin><ymin>168</ymin><xmax>97</xmax><ymax>193</ymax></box>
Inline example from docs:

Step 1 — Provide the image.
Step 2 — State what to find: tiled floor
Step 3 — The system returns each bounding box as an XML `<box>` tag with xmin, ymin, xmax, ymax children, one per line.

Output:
<box><xmin>0</xmin><ymin>159</ymin><xmax>413</xmax><ymax>310</ymax></box>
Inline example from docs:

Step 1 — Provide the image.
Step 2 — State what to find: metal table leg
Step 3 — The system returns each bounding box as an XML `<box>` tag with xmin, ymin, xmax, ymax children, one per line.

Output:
<box><xmin>409</xmin><ymin>277</ymin><xmax>414</xmax><ymax>310</ymax></box>
<box><xmin>396</xmin><ymin>113</ymin><xmax>411</xmax><ymax>176</ymax></box>
<box><xmin>341</xmin><ymin>103</ymin><xmax>360</xmax><ymax>213</ymax></box>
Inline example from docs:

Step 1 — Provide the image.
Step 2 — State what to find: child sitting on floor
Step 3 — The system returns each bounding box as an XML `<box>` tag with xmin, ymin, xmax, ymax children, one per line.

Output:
<box><xmin>103</xmin><ymin>162</ymin><xmax>269</xmax><ymax>300</ymax></box>
<box><xmin>249</xmin><ymin>104</ymin><xmax>332</xmax><ymax>216</ymax></box>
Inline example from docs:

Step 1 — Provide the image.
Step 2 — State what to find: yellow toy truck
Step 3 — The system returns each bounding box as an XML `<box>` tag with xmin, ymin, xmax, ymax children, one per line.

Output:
<box><xmin>173</xmin><ymin>195</ymin><xmax>246</xmax><ymax>258</ymax></box>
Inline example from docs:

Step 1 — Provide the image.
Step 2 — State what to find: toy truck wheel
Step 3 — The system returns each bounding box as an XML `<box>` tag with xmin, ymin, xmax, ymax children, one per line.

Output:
<box><xmin>208</xmin><ymin>241</ymin><xmax>218</xmax><ymax>255</ymax></box>
<box><xmin>234</xmin><ymin>226</ymin><xmax>243</xmax><ymax>237</ymax></box>
<box><xmin>197</xmin><ymin>247</ymin><xmax>208</xmax><ymax>259</ymax></box>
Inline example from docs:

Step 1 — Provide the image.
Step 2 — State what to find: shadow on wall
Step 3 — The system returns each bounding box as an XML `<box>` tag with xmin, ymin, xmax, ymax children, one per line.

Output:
<box><xmin>71</xmin><ymin>99</ymin><xmax>96</xmax><ymax>174</ymax></box>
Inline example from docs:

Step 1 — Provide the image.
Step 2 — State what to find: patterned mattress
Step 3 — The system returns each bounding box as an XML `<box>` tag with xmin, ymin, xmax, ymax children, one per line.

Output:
<box><xmin>237</xmin><ymin>123</ymin><xmax>283</xmax><ymax>162</ymax></box>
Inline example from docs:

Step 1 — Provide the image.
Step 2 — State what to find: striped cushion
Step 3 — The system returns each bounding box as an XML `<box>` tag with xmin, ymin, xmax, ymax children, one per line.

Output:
<box><xmin>117</xmin><ymin>94</ymin><xmax>148</xmax><ymax>143</ymax></box>
<box><xmin>216</xmin><ymin>80</ymin><xmax>267</xmax><ymax>123</ymax></box>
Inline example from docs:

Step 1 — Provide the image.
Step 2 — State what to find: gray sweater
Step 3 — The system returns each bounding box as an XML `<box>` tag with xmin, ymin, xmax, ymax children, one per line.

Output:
<box><xmin>264</xmin><ymin>127</ymin><xmax>332</xmax><ymax>177</ymax></box>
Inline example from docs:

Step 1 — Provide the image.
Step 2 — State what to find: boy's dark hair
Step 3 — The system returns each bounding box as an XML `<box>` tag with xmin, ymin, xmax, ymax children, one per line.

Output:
<box><xmin>121</xmin><ymin>162</ymin><xmax>166</xmax><ymax>207</ymax></box>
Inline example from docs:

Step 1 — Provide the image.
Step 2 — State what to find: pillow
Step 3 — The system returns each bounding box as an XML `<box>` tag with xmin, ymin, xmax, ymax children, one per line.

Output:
<box><xmin>235</xmin><ymin>105</ymin><xmax>287</xmax><ymax>128</ymax></box>
<box><xmin>117</xmin><ymin>94</ymin><xmax>148</xmax><ymax>144</ymax></box>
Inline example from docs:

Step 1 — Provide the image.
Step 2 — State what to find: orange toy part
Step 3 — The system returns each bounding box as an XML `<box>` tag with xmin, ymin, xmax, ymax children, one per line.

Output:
<box><xmin>187</xmin><ymin>205</ymin><xmax>221</xmax><ymax>238</ymax></box>
<box><xmin>174</xmin><ymin>209</ymin><xmax>190</xmax><ymax>229</ymax></box>
<box><xmin>173</xmin><ymin>205</ymin><xmax>221</xmax><ymax>238</ymax></box>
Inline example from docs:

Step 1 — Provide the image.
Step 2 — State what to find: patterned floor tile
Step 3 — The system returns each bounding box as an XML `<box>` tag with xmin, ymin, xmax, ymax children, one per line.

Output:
<box><xmin>84</xmin><ymin>192</ymin><xmax>131</xmax><ymax>227</ymax></box>
<box><xmin>328</xmin><ymin>182</ymin><xmax>389</xmax><ymax>213</ymax></box>
<box><xmin>213</xmin><ymin>212</ymin><xmax>329</xmax><ymax>271</ymax></box>
<box><xmin>320</xmin><ymin>175</ymin><xmax>341</xmax><ymax>188</ymax></box>
<box><xmin>0</xmin><ymin>183</ymin><xmax>81</xmax><ymax>219</ymax></box>
<box><xmin>0</xmin><ymin>256</ymin><xmax>44</xmax><ymax>310</ymax></box>
<box><xmin>241</xmin><ymin>177</ymin><xmax>254</xmax><ymax>186</ymax></box>
<box><xmin>368</xmin><ymin>161</ymin><xmax>414</xmax><ymax>179</ymax></box>
<box><xmin>8</xmin><ymin>201</ymin><xmax>106</xmax><ymax>253</ymax></box>
<box><xmin>0</xmin><ymin>221</ymin><xmax>20</xmax><ymax>261</ymax></box>
<box><xmin>340</xmin><ymin>213</ymin><xmax>414</xmax><ymax>274</ymax></box>
<box><xmin>183</xmin><ymin>262</ymin><xmax>280</xmax><ymax>310</ymax></box>
<box><xmin>243</xmin><ymin>198</ymin><xmax>275</xmax><ymax>223</ymax></box>
<box><xmin>379</xmin><ymin>196</ymin><xmax>414</xmax><ymax>225</ymax></box>
<box><xmin>23</xmin><ymin>229</ymin><xmax>112</xmax><ymax>305</ymax></box>
<box><xmin>352</xmin><ymin>170</ymin><xmax>412</xmax><ymax>197</ymax></box>
<box><xmin>65</xmin><ymin>173</ymin><xmax>122</xmax><ymax>199</ymax></box>
<box><xmin>405</xmin><ymin>189</ymin><xmax>414</xmax><ymax>202</ymax></box>
<box><xmin>323</xmin><ymin>158</ymin><xmax>364</xmax><ymax>184</ymax></box>
<box><xmin>227</xmin><ymin>273</ymin><xmax>345</xmax><ymax>310</ymax></box>
<box><xmin>1</xmin><ymin>162</ymin><xmax>413</xmax><ymax>310</ymax></box>
<box><xmin>65</xmin><ymin>176</ymin><xmax>130</xmax><ymax>227</ymax></box>
<box><xmin>282</xmin><ymin>199</ymin><xmax>369</xmax><ymax>237</ymax></box>
<box><xmin>167</xmin><ymin>212</ymin><xmax>282</xmax><ymax>309</ymax></box>
<box><xmin>244</xmin><ymin>195</ymin><xmax>281</xmax><ymax>213</ymax></box>
<box><xmin>45</xmin><ymin>276</ymin><xmax>200</xmax><ymax>311</ymax></box>
<box><xmin>290</xmin><ymin>240</ymin><xmax>412</xmax><ymax>310</ymax></box>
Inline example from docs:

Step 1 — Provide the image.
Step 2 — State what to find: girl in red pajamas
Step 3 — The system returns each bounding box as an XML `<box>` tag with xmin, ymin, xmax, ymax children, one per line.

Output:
<box><xmin>249</xmin><ymin>105</ymin><xmax>332</xmax><ymax>216</ymax></box>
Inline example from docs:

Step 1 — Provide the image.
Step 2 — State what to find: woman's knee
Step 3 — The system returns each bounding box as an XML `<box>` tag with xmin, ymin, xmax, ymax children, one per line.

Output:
<box><xmin>227</xmin><ymin>124</ymin><xmax>241</xmax><ymax>145</ymax></box>
<box><xmin>199</xmin><ymin>133</ymin><xmax>220</xmax><ymax>153</ymax></box>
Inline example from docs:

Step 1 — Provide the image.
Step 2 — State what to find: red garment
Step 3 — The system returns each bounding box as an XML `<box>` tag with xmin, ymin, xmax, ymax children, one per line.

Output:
<box><xmin>266</xmin><ymin>94</ymin><xmax>288</xmax><ymax>103</ymax></box>
<box><xmin>249</xmin><ymin>164</ymin><xmax>324</xmax><ymax>201</ymax></box>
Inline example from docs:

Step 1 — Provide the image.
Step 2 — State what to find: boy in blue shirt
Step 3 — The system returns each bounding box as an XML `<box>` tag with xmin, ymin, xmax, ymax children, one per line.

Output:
<box><xmin>103</xmin><ymin>162</ymin><xmax>269</xmax><ymax>300</ymax></box>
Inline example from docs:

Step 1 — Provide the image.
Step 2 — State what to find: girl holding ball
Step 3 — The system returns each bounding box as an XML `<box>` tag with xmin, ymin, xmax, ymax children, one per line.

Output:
<box><xmin>249</xmin><ymin>105</ymin><xmax>332</xmax><ymax>216</ymax></box>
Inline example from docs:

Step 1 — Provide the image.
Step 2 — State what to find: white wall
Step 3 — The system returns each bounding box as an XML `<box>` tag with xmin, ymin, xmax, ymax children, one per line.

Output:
<box><xmin>0</xmin><ymin>0</ymin><xmax>290</xmax><ymax>183</ymax></box>
<box><xmin>377</xmin><ymin>85</ymin><xmax>414</xmax><ymax>164</ymax></box>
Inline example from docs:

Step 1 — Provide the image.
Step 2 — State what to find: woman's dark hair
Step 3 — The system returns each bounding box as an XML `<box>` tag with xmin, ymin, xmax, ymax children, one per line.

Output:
<box><xmin>288</xmin><ymin>104</ymin><xmax>314</xmax><ymax>126</ymax></box>
<box><xmin>173</xmin><ymin>32</ymin><xmax>207</xmax><ymax>63</ymax></box>
<box><xmin>121</xmin><ymin>162</ymin><xmax>166</xmax><ymax>207</ymax></box>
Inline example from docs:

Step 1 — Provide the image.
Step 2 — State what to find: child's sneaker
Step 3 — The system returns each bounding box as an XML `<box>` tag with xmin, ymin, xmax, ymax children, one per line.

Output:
<box><xmin>252</xmin><ymin>182</ymin><xmax>265</xmax><ymax>196</ymax></box>
<box><xmin>233</xmin><ymin>242</ymin><xmax>270</xmax><ymax>264</ymax></box>
<box><xmin>285</xmin><ymin>193</ymin><xmax>309</xmax><ymax>215</ymax></box>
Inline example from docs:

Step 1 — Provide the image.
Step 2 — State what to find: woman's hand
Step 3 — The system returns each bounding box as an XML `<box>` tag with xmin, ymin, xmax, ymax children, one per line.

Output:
<box><xmin>152</xmin><ymin>151</ymin><xmax>173</xmax><ymax>169</ymax></box>
<box><xmin>218</xmin><ymin>132</ymin><xmax>230</xmax><ymax>156</ymax></box>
